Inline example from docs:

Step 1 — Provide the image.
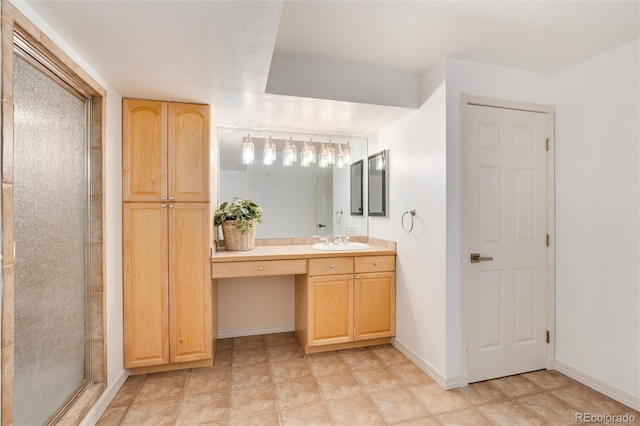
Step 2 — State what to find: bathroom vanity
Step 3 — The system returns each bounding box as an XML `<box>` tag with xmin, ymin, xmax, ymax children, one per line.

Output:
<box><xmin>211</xmin><ymin>243</ymin><xmax>396</xmax><ymax>354</ymax></box>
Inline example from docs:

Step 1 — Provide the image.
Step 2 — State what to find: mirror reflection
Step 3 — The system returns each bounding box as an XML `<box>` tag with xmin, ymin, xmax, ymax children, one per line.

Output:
<box><xmin>218</xmin><ymin>127</ymin><xmax>368</xmax><ymax>239</ymax></box>
<box><xmin>350</xmin><ymin>160</ymin><xmax>363</xmax><ymax>216</ymax></box>
<box><xmin>368</xmin><ymin>150</ymin><xmax>387</xmax><ymax>217</ymax></box>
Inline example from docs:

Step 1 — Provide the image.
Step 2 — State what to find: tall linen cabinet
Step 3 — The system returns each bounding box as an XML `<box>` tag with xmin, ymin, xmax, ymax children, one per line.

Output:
<box><xmin>122</xmin><ymin>99</ymin><xmax>214</xmax><ymax>371</ymax></box>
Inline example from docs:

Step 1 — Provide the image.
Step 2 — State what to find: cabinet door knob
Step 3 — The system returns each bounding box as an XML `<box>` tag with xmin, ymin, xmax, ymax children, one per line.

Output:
<box><xmin>161</xmin><ymin>196</ymin><xmax>166</xmax><ymax>201</ymax></box>
<box><xmin>169</xmin><ymin>204</ymin><xmax>174</xmax><ymax>208</ymax></box>
<box><xmin>169</xmin><ymin>196</ymin><xmax>174</xmax><ymax>201</ymax></box>
<box><xmin>356</xmin><ymin>275</ymin><xmax>360</xmax><ymax>279</ymax></box>
<box><xmin>161</xmin><ymin>204</ymin><xmax>166</xmax><ymax>208</ymax></box>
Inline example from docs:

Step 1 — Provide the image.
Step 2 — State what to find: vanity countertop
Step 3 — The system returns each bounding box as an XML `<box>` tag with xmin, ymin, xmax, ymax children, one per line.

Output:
<box><xmin>211</xmin><ymin>244</ymin><xmax>396</xmax><ymax>263</ymax></box>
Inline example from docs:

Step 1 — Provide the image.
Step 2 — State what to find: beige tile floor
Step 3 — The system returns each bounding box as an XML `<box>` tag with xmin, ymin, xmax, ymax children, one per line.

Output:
<box><xmin>98</xmin><ymin>332</ymin><xmax>639</xmax><ymax>425</ymax></box>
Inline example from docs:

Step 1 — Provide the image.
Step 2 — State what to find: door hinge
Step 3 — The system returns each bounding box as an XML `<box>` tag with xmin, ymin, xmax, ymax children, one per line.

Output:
<box><xmin>546</xmin><ymin>330</ymin><xmax>550</xmax><ymax>344</ymax></box>
<box><xmin>546</xmin><ymin>234</ymin><xmax>550</xmax><ymax>247</ymax></box>
<box><xmin>546</xmin><ymin>138</ymin><xmax>550</xmax><ymax>151</ymax></box>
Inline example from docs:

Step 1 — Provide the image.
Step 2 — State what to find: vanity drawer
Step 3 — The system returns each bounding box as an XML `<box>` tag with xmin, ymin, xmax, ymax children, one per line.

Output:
<box><xmin>308</xmin><ymin>257</ymin><xmax>353</xmax><ymax>276</ymax></box>
<box><xmin>354</xmin><ymin>255</ymin><xmax>395</xmax><ymax>273</ymax></box>
<box><xmin>212</xmin><ymin>259</ymin><xmax>307</xmax><ymax>278</ymax></box>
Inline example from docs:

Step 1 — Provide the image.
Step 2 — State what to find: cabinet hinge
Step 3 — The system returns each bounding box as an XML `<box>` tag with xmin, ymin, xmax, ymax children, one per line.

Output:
<box><xmin>546</xmin><ymin>138</ymin><xmax>550</xmax><ymax>151</ymax></box>
<box><xmin>546</xmin><ymin>330</ymin><xmax>550</xmax><ymax>344</ymax></box>
<box><xmin>546</xmin><ymin>234</ymin><xmax>550</xmax><ymax>247</ymax></box>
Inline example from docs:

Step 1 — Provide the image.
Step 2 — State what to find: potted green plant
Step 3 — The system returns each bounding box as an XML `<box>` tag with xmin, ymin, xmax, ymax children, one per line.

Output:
<box><xmin>214</xmin><ymin>198</ymin><xmax>263</xmax><ymax>251</ymax></box>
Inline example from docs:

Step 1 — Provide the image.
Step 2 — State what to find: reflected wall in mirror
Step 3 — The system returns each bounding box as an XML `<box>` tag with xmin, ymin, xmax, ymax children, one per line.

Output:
<box><xmin>218</xmin><ymin>127</ymin><xmax>368</xmax><ymax>239</ymax></box>
<box><xmin>350</xmin><ymin>160</ymin><xmax>363</xmax><ymax>216</ymax></box>
<box><xmin>368</xmin><ymin>150</ymin><xmax>387</xmax><ymax>217</ymax></box>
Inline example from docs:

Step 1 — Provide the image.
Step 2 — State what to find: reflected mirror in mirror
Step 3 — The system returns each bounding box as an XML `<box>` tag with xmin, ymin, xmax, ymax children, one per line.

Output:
<box><xmin>350</xmin><ymin>160</ymin><xmax>363</xmax><ymax>216</ymax></box>
<box><xmin>218</xmin><ymin>127</ymin><xmax>368</xmax><ymax>239</ymax></box>
<box><xmin>368</xmin><ymin>150</ymin><xmax>387</xmax><ymax>217</ymax></box>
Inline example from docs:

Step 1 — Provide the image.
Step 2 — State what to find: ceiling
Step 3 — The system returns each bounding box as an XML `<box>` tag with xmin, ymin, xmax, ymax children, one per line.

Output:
<box><xmin>23</xmin><ymin>0</ymin><xmax>639</xmax><ymax>136</ymax></box>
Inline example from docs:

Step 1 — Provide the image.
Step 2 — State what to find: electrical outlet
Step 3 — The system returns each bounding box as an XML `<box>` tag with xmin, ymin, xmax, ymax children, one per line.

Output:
<box><xmin>346</xmin><ymin>227</ymin><xmax>358</xmax><ymax>237</ymax></box>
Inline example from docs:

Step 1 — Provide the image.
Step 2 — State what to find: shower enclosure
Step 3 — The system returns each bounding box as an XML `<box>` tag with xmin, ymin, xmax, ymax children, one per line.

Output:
<box><xmin>12</xmin><ymin>49</ymin><xmax>90</xmax><ymax>425</ymax></box>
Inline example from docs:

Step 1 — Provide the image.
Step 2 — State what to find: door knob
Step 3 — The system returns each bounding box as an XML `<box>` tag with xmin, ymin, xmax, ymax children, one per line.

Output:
<box><xmin>470</xmin><ymin>253</ymin><xmax>493</xmax><ymax>263</ymax></box>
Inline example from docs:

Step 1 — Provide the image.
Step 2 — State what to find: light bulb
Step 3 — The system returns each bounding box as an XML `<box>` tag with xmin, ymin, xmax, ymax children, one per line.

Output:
<box><xmin>343</xmin><ymin>143</ymin><xmax>351</xmax><ymax>165</ymax></box>
<box><xmin>326</xmin><ymin>142</ymin><xmax>335</xmax><ymax>165</ymax></box>
<box><xmin>242</xmin><ymin>134</ymin><xmax>254</xmax><ymax>165</ymax></box>
<box><xmin>263</xmin><ymin>136</ymin><xmax>276</xmax><ymax>165</ymax></box>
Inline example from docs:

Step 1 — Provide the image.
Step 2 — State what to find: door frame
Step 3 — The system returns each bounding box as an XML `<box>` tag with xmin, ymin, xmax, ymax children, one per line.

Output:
<box><xmin>459</xmin><ymin>94</ymin><xmax>556</xmax><ymax>384</ymax></box>
<box><xmin>1</xmin><ymin>2</ymin><xmax>107</xmax><ymax>424</ymax></box>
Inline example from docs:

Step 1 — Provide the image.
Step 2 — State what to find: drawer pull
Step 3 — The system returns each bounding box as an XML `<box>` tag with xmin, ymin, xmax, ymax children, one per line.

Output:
<box><xmin>329</xmin><ymin>264</ymin><xmax>335</xmax><ymax>269</ymax></box>
<box><xmin>373</xmin><ymin>262</ymin><xmax>379</xmax><ymax>266</ymax></box>
<box><xmin>258</xmin><ymin>266</ymin><xmax>264</xmax><ymax>271</ymax></box>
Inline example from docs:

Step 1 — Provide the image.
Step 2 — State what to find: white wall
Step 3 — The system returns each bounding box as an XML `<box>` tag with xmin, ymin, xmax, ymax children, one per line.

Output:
<box><xmin>368</xmin><ymin>63</ymin><xmax>449</xmax><ymax>380</ymax></box>
<box><xmin>552</xmin><ymin>39</ymin><xmax>639</xmax><ymax>403</ymax></box>
<box><xmin>11</xmin><ymin>0</ymin><xmax>125</xmax><ymax>417</ymax></box>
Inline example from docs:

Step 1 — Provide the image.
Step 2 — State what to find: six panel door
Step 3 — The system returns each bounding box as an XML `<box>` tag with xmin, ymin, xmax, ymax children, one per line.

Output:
<box><xmin>466</xmin><ymin>104</ymin><xmax>548</xmax><ymax>382</ymax></box>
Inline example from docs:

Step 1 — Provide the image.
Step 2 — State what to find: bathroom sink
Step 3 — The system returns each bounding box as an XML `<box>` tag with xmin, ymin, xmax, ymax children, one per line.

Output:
<box><xmin>312</xmin><ymin>242</ymin><xmax>370</xmax><ymax>251</ymax></box>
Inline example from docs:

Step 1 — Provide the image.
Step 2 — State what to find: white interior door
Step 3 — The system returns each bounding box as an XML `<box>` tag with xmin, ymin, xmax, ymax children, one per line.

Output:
<box><xmin>466</xmin><ymin>103</ymin><xmax>549</xmax><ymax>383</ymax></box>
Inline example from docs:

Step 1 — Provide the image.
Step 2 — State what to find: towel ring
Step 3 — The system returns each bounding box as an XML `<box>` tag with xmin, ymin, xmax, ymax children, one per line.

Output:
<box><xmin>401</xmin><ymin>209</ymin><xmax>416</xmax><ymax>233</ymax></box>
<box><xmin>335</xmin><ymin>209</ymin><xmax>343</xmax><ymax>224</ymax></box>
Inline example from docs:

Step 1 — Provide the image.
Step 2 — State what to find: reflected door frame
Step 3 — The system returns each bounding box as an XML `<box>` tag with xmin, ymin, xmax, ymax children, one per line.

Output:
<box><xmin>459</xmin><ymin>94</ymin><xmax>556</xmax><ymax>385</ymax></box>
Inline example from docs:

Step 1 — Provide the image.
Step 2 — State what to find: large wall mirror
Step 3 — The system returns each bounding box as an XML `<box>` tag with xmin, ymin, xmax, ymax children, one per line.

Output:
<box><xmin>218</xmin><ymin>127</ymin><xmax>368</xmax><ymax>239</ymax></box>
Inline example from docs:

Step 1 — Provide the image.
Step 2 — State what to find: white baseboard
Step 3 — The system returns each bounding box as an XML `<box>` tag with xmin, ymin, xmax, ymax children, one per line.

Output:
<box><xmin>217</xmin><ymin>324</ymin><xmax>295</xmax><ymax>339</ymax></box>
<box><xmin>391</xmin><ymin>338</ymin><xmax>467</xmax><ymax>390</ymax></box>
<box><xmin>554</xmin><ymin>360</ymin><xmax>640</xmax><ymax>411</ymax></box>
<box><xmin>80</xmin><ymin>369</ymin><xmax>129</xmax><ymax>426</ymax></box>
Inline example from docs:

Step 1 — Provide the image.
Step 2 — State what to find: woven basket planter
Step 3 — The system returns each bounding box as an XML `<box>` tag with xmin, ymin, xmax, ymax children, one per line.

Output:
<box><xmin>221</xmin><ymin>219</ymin><xmax>257</xmax><ymax>251</ymax></box>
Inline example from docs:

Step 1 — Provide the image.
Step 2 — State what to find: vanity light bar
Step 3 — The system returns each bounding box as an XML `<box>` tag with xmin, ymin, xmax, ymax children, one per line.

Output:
<box><xmin>243</xmin><ymin>136</ymin><xmax>351</xmax><ymax>168</ymax></box>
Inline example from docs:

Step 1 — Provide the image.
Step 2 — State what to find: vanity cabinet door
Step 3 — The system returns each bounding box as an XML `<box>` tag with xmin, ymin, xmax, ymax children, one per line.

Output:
<box><xmin>169</xmin><ymin>203</ymin><xmax>212</xmax><ymax>363</ymax></box>
<box><xmin>123</xmin><ymin>203</ymin><xmax>170</xmax><ymax>368</ymax></box>
<box><xmin>123</xmin><ymin>99</ymin><xmax>168</xmax><ymax>202</ymax></box>
<box><xmin>308</xmin><ymin>274</ymin><xmax>353</xmax><ymax>346</ymax></box>
<box><xmin>168</xmin><ymin>103</ymin><xmax>210</xmax><ymax>202</ymax></box>
<box><xmin>354</xmin><ymin>271</ymin><xmax>396</xmax><ymax>341</ymax></box>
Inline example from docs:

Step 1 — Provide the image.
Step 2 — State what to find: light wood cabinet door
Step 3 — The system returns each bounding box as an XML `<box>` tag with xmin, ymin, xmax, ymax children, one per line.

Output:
<box><xmin>123</xmin><ymin>203</ymin><xmax>170</xmax><ymax>368</ymax></box>
<box><xmin>169</xmin><ymin>203</ymin><xmax>212</xmax><ymax>363</ymax></box>
<box><xmin>168</xmin><ymin>103</ymin><xmax>210</xmax><ymax>202</ymax></box>
<box><xmin>354</xmin><ymin>272</ymin><xmax>396</xmax><ymax>341</ymax></box>
<box><xmin>308</xmin><ymin>275</ymin><xmax>353</xmax><ymax>346</ymax></box>
<box><xmin>123</xmin><ymin>99</ymin><xmax>168</xmax><ymax>202</ymax></box>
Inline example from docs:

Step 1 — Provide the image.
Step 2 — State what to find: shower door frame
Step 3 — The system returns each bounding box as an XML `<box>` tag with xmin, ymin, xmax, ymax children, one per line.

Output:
<box><xmin>1</xmin><ymin>2</ymin><xmax>107</xmax><ymax>424</ymax></box>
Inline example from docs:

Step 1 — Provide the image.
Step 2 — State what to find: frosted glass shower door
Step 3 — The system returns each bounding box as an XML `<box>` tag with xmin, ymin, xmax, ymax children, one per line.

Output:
<box><xmin>13</xmin><ymin>53</ymin><xmax>89</xmax><ymax>425</ymax></box>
